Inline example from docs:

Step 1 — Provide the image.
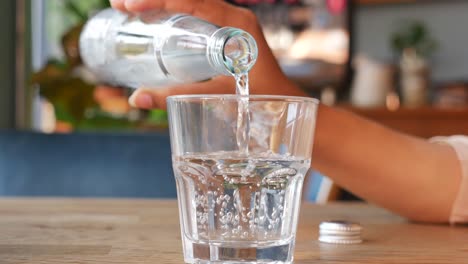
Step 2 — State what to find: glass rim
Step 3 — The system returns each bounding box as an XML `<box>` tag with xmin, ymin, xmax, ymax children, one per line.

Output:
<box><xmin>166</xmin><ymin>94</ymin><xmax>320</xmax><ymax>104</ymax></box>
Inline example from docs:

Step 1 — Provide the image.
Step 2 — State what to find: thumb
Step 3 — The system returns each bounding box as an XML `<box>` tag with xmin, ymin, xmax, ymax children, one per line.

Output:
<box><xmin>129</xmin><ymin>76</ymin><xmax>236</xmax><ymax>109</ymax></box>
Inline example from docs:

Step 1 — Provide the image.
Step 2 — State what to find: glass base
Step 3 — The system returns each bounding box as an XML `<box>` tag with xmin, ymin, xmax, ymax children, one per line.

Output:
<box><xmin>182</xmin><ymin>237</ymin><xmax>295</xmax><ymax>264</ymax></box>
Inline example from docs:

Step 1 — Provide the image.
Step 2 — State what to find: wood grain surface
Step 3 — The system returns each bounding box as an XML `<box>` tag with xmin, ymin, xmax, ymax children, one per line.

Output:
<box><xmin>0</xmin><ymin>199</ymin><xmax>466</xmax><ymax>263</ymax></box>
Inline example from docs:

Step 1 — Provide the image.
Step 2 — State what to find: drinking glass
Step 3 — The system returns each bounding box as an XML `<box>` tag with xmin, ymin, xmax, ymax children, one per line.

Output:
<box><xmin>167</xmin><ymin>95</ymin><xmax>318</xmax><ymax>264</ymax></box>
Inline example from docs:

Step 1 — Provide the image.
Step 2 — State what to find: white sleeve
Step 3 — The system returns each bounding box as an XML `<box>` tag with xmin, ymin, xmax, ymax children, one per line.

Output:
<box><xmin>430</xmin><ymin>136</ymin><xmax>468</xmax><ymax>224</ymax></box>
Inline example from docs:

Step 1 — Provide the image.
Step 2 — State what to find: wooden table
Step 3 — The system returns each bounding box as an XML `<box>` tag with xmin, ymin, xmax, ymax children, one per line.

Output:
<box><xmin>0</xmin><ymin>199</ymin><xmax>466</xmax><ymax>263</ymax></box>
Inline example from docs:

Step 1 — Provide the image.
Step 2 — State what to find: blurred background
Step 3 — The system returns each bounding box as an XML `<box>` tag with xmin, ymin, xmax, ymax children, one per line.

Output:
<box><xmin>0</xmin><ymin>0</ymin><xmax>468</xmax><ymax>201</ymax></box>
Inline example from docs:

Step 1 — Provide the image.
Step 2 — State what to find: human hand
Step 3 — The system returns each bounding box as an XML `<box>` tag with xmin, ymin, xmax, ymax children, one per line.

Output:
<box><xmin>110</xmin><ymin>0</ymin><xmax>304</xmax><ymax>109</ymax></box>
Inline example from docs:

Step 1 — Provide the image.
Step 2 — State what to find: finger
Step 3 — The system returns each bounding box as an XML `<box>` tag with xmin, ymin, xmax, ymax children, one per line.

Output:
<box><xmin>94</xmin><ymin>85</ymin><xmax>125</xmax><ymax>103</ymax></box>
<box><xmin>109</xmin><ymin>0</ymin><xmax>126</xmax><ymax>11</ymax></box>
<box><xmin>123</xmin><ymin>0</ymin><xmax>165</xmax><ymax>12</ymax></box>
<box><xmin>129</xmin><ymin>76</ymin><xmax>235</xmax><ymax>109</ymax></box>
<box><xmin>129</xmin><ymin>88</ymin><xmax>155</xmax><ymax>109</ymax></box>
<box><xmin>123</xmin><ymin>0</ymin><xmax>255</xmax><ymax>29</ymax></box>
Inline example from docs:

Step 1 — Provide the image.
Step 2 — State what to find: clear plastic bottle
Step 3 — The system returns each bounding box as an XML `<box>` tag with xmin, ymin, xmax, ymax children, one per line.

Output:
<box><xmin>79</xmin><ymin>9</ymin><xmax>258</xmax><ymax>88</ymax></box>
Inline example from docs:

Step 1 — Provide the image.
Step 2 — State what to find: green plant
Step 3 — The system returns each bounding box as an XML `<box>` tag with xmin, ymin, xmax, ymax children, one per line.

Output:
<box><xmin>64</xmin><ymin>0</ymin><xmax>111</xmax><ymax>22</ymax></box>
<box><xmin>391</xmin><ymin>20</ymin><xmax>438</xmax><ymax>58</ymax></box>
<box><xmin>31</xmin><ymin>0</ymin><xmax>135</xmax><ymax>130</ymax></box>
<box><xmin>32</xmin><ymin>0</ymin><xmax>169</xmax><ymax>131</ymax></box>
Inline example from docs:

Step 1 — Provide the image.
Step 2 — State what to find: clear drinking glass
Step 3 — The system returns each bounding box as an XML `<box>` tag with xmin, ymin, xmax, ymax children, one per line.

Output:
<box><xmin>167</xmin><ymin>95</ymin><xmax>318</xmax><ymax>264</ymax></box>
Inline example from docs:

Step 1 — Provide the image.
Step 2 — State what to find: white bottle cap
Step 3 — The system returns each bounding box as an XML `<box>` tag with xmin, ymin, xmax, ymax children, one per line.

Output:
<box><xmin>319</xmin><ymin>221</ymin><xmax>363</xmax><ymax>244</ymax></box>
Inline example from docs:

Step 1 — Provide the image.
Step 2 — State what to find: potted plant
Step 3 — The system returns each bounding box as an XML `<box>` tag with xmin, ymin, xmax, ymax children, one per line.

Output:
<box><xmin>391</xmin><ymin>20</ymin><xmax>438</xmax><ymax>107</ymax></box>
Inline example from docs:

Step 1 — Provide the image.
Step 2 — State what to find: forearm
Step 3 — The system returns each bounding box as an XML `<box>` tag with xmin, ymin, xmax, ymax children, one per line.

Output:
<box><xmin>109</xmin><ymin>0</ymin><xmax>461</xmax><ymax>223</ymax></box>
<box><xmin>313</xmin><ymin>104</ymin><xmax>461</xmax><ymax>223</ymax></box>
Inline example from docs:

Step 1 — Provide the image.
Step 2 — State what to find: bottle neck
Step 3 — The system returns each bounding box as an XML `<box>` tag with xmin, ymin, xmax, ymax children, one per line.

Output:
<box><xmin>208</xmin><ymin>27</ymin><xmax>258</xmax><ymax>76</ymax></box>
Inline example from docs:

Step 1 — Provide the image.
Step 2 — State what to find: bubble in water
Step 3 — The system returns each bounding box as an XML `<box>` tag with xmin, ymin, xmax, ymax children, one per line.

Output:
<box><xmin>272</xmin><ymin>209</ymin><xmax>278</xmax><ymax>219</ymax></box>
<box><xmin>173</xmin><ymin>153</ymin><xmax>311</xmax><ymax>243</ymax></box>
<box><xmin>221</xmin><ymin>221</ymin><xmax>228</xmax><ymax>227</ymax></box>
<box><xmin>258</xmin><ymin>216</ymin><xmax>266</xmax><ymax>224</ymax></box>
<box><xmin>265</xmin><ymin>168</ymin><xmax>296</xmax><ymax>178</ymax></box>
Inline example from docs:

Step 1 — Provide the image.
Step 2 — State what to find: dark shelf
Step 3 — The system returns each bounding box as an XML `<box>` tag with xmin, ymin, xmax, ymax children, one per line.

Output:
<box><xmin>343</xmin><ymin>106</ymin><xmax>468</xmax><ymax>138</ymax></box>
<box><xmin>357</xmin><ymin>0</ymin><xmax>463</xmax><ymax>5</ymax></box>
<box><xmin>357</xmin><ymin>0</ymin><xmax>421</xmax><ymax>4</ymax></box>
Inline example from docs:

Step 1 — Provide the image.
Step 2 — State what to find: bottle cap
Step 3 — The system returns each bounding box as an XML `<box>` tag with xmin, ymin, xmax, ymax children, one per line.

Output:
<box><xmin>319</xmin><ymin>221</ymin><xmax>363</xmax><ymax>244</ymax></box>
